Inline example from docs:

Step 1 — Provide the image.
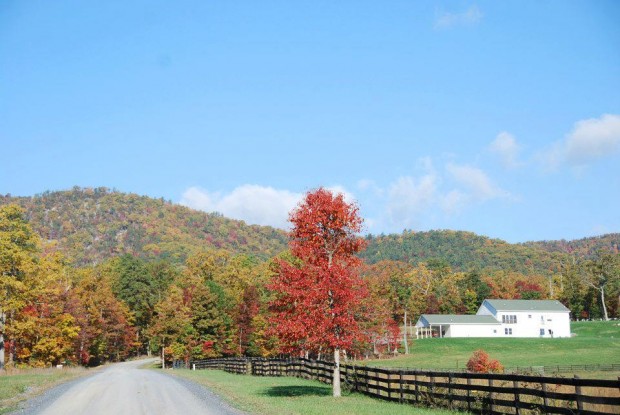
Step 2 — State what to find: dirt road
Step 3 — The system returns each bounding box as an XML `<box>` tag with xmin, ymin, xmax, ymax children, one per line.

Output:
<box><xmin>14</xmin><ymin>359</ymin><xmax>245</xmax><ymax>415</ymax></box>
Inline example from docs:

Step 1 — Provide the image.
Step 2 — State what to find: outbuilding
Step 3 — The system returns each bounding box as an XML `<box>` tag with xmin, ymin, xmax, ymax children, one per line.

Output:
<box><xmin>415</xmin><ymin>314</ymin><xmax>501</xmax><ymax>338</ymax></box>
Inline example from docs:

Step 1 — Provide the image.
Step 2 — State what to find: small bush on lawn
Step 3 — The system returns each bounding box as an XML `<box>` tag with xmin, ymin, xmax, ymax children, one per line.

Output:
<box><xmin>466</xmin><ymin>349</ymin><xmax>503</xmax><ymax>373</ymax></box>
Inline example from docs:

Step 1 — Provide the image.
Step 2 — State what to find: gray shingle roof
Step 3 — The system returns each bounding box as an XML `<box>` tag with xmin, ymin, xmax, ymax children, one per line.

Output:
<box><xmin>483</xmin><ymin>299</ymin><xmax>570</xmax><ymax>312</ymax></box>
<box><xmin>419</xmin><ymin>314</ymin><xmax>501</xmax><ymax>325</ymax></box>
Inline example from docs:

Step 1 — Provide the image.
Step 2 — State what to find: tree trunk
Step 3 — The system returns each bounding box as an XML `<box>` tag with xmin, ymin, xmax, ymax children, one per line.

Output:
<box><xmin>161</xmin><ymin>346</ymin><xmax>165</xmax><ymax>369</ymax></box>
<box><xmin>0</xmin><ymin>310</ymin><xmax>4</xmax><ymax>370</ymax></box>
<box><xmin>333</xmin><ymin>348</ymin><xmax>341</xmax><ymax>397</ymax></box>
<box><xmin>403</xmin><ymin>311</ymin><xmax>409</xmax><ymax>354</ymax></box>
<box><xmin>548</xmin><ymin>275</ymin><xmax>554</xmax><ymax>298</ymax></box>
<box><xmin>600</xmin><ymin>286</ymin><xmax>609</xmax><ymax>321</ymax></box>
<box><xmin>7</xmin><ymin>311</ymin><xmax>13</xmax><ymax>365</ymax></box>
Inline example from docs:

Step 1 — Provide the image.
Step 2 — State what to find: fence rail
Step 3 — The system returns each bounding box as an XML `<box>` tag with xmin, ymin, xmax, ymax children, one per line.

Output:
<box><xmin>189</xmin><ymin>357</ymin><xmax>620</xmax><ymax>415</ymax></box>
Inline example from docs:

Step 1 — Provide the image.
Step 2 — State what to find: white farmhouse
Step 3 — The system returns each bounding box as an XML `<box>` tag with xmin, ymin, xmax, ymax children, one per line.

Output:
<box><xmin>415</xmin><ymin>299</ymin><xmax>571</xmax><ymax>338</ymax></box>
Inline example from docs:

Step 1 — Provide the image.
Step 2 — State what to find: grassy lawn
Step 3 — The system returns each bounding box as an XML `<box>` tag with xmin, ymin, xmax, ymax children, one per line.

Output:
<box><xmin>171</xmin><ymin>369</ymin><xmax>461</xmax><ymax>415</ymax></box>
<box><xmin>0</xmin><ymin>367</ymin><xmax>89</xmax><ymax>414</ymax></box>
<box><xmin>362</xmin><ymin>321</ymin><xmax>620</xmax><ymax>371</ymax></box>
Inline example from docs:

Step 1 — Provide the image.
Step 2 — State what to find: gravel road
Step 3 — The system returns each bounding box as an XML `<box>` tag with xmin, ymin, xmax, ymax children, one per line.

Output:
<box><xmin>12</xmin><ymin>359</ymin><xmax>247</xmax><ymax>415</ymax></box>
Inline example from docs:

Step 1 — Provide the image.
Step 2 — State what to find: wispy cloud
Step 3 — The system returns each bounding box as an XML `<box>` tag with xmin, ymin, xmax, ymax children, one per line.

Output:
<box><xmin>387</xmin><ymin>174</ymin><xmax>438</xmax><ymax>228</ymax></box>
<box><xmin>434</xmin><ymin>5</ymin><xmax>483</xmax><ymax>30</ymax></box>
<box><xmin>180</xmin><ymin>184</ymin><xmax>355</xmax><ymax>230</ymax></box>
<box><xmin>180</xmin><ymin>185</ymin><xmax>302</xmax><ymax>229</ymax></box>
<box><xmin>380</xmin><ymin>159</ymin><xmax>512</xmax><ymax>229</ymax></box>
<box><xmin>445</xmin><ymin>163</ymin><xmax>510</xmax><ymax>201</ymax></box>
<box><xmin>489</xmin><ymin>132</ymin><xmax>521</xmax><ymax>169</ymax></box>
<box><xmin>565</xmin><ymin>114</ymin><xmax>620</xmax><ymax>165</ymax></box>
<box><xmin>538</xmin><ymin>114</ymin><xmax>620</xmax><ymax>170</ymax></box>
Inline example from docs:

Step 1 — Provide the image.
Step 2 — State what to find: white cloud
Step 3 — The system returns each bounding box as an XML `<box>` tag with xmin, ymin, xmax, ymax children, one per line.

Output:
<box><xmin>565</xmin><ymin>114</ymin><xmax>620</xmax><ymax>165</ymax></box>
<box><xmin>435</xmin><ymin>5</ymin><xmax>482</xmax><ymax>29</ymax></box>
<box><xmin>386</xmin><ymin>174</ymin><xmax>438</xmax><ymax>227</ymax></box>
<box><xmin>180</xmin><ymin>184</ymin><xmax>357</xmax><ymax>230</ymax></box>
<box><xmin>539</xmin><ymin>114</ymin><xmax>620</xmax><ymax>170</ymax></box>
<box><xmin>440</xmin><ymin>189</ymin><xmax>468</xmax><ymax>215</ymax></box>
<box><xmin>325</xmin><ymin>185</ymin><xmax>356</xmax><ymax>204</ymax></box>
<box><xmin>445</xmin><ymin>163</ymin><xmax>510</xmax><ymax>200</ymax></box>
<box><xmin>180</xmin><ymin>185</ymin><xmax>302</xmax><ymax>229</ymax></box>
<box><xmin>489</xmin><ymin>131</ymin><xmax>521</xmax><ymax>168</ymax></box>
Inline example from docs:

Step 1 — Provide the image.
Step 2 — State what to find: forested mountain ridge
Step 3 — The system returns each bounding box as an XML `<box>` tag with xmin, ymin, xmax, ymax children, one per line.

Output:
<box><xmin>521</xmin><ymin>234</ymin><xmax>620</xmax><ymax>257</ymax></box>
<box><xmin>361</xmin><ymin>230</ymin><xmax>620</xmax><ymax>276</ymax></box>
<box><xmin>0</xmin><ymin>187</ymin><xmax>288</xmax><ymax>265</ymax></box>
<box><xmin>1</xmin><ymin>188</ymin><xmax>617</xmax><ymax>272</ymax></box>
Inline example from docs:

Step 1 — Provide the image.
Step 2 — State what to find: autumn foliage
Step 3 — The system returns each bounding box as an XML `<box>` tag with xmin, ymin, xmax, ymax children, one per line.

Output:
<box><xmin>269</xmin><ymin>188</ymin><xmax>367</xmax><ymax>355</ymax></box>
<box><xmin>466</xmin><ymin>349</ymin><xmax>504</xmax><ymax>373</ymax></box>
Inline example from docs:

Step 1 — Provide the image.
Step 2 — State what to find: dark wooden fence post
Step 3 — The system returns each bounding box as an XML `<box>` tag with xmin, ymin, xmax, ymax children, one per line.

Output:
<box><xmin>574</xmin><ymin>375</ymin><xmax>584</xmax><ymax>413</ymax></box>
<box><xmin>414</xmin><ymin>372</ymin><xmax>419</xmax><ymax>403</ymax></box>
<box><xmin>541</xmin><ymin>381</ymin><xmax>549</xmax><ymax>412</ymax></box>
<box><xmin>387</xmin><ymin>370</ymin><xmax>392</xmax><ymax>400</ymax></box>
<box><xmin>466</xmin><ymin>375</ymin><xmax>472</xmax><ymax>412</ymax></box>
<box><xmin>489</xmin><ymin>378</ymin><xmax>494</xmax><ymax>414</ymax></box>
<box><xmin>448</xmin><ymin>373</ymin><xmax>453</xmax><ymax>410</ymax></box>
<box><xmin>399</xmin><ymin>370</ymin><xmax>404</xmax><ymax>404</ymax></box>
<box><xmin>513</xmin><ymin>379</ymin><xmax>520</xmax><ymax>415</ymax></box>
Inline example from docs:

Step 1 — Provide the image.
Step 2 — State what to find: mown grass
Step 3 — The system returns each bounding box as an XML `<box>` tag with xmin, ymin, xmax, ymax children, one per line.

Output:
<box><xmin>0</xmin><ymin>367</ymin><xmax>88</xmax><ymax>414</ymax></box>
<box><xmin>172</xmin><ymin>369</ymin><xmax>462</xmax><ymax>415</ymax></box>
<box><xmin>363</xmin><ymin>321</ymin><xmax>620</xmax><ymax>371</ymax></box>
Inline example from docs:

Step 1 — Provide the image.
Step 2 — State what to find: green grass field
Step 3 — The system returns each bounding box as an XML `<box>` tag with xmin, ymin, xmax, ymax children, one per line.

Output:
<box><xmin>0</xmin><ymin>367</ymin><xmax>88</xmax><ymax>414</ymax></box>
<box><xmin>172</xmin><ymin>369</ymin><xmax>460</xmax><ymax>415</ymax></box>
<box><xmin>363</xmin><ymin>321</ymin><xmax>620</xmax><ymax>371</ymax></box>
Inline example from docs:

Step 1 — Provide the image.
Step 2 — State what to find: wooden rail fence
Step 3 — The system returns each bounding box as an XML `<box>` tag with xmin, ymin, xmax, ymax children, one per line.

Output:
<box><xmin>190</xmin><ymin>357</ymin><xmax>620</xmax><ymax>415</ymax></box>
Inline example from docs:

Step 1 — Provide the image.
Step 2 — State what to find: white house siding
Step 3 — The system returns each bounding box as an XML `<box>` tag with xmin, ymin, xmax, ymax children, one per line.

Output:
<box><xmin>446</xmin><ymin>324</ymin><xmax>499</xmax><ymax>338</ymax></box>
<box><xmin>495</xmin><ymin>311</ymin><xmax>570</xmax><ymax>338</ymax></box>
<box><xmin>477</xmin><ymin>300</ymin><xmax>571</xmax><ymax>338</ymax></box>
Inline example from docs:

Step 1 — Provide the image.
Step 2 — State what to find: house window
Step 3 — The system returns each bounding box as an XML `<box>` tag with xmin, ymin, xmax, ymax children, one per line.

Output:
<box><xmin>502</xmin><ymin>315</ymin><xmax>517</xmax><ymax>324</ymax></box>
<box><xmin>528</xmin><ymin>315</ymin><xmax>532</xmax><ymax>319</ymax></box>
<box><xmin>493</xmin><ymin>330</ymin><xmax>497</xmax><ymax>334</ymax></box>
<box><xmin>505</xmin><ymin>328</ymin><xmax>512</xmax><ymax>335</ymax></box>
<box><xmin>540</xmin><ymin>328</ymin><xmax>545</xmax><ymax>336</ymax></box>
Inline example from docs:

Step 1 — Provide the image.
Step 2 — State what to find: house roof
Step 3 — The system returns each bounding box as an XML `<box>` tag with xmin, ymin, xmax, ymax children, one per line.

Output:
<box><xmin>482</xmin><ymin>299</ymin><xmax>570</xmax><ymax>313</ymax></box>
<box><xmin>418</xmin><ymin>314</ymin><xmax>501</xmax><ymax>326</ymax></box>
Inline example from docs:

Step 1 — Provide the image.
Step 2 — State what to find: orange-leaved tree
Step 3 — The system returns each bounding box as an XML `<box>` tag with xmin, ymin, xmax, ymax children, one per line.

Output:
<box><xmin>466</xmin><ymin>349</ymin><xmax>504</xmax><ymax>373</ymax></box>
<box><xmin>269</xmin><ymin>188</ymin><xmax>367</xmax><ymax>397</ymax></box>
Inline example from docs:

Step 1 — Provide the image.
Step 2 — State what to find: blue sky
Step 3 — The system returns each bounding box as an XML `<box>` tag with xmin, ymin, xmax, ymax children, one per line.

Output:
<box><xmin>1</xmin><ymin>1</ymin><xmax>619</xmax><ymax>242</ymax></box>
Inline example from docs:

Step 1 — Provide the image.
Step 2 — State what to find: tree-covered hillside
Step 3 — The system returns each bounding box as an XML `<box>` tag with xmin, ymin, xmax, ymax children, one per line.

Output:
<box><xmin>521</xmin><ymin>234</ymin><xmax>620</xmax><ymax>257</ymax></box>
<box><xmin>2</xmin><ymin>187</ymin><xmax>617</xmax><ymax>274</ymax></box>
<box><xmin>0</xmin><ymin>187</ymin><xmax>287</xmax><ymax>265</ymax></box>
<box><xmin>362</xmin><ymin>230</ymin><xmax>620</xmax><ymax>276</ymax></box>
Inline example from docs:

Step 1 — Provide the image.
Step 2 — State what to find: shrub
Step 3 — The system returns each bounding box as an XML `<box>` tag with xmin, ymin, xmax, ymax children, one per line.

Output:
<box><xmin>466</xmin><ymin>349</ymin><xmax>504</xmax><ymax>373</ymax></box>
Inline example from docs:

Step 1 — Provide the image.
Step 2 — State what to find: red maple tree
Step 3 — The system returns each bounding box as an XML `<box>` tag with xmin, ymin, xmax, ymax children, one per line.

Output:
<box><xmin>269</xmin><ymin>188</ymin><xmax>367</xmax><ymax>397</ymax></box>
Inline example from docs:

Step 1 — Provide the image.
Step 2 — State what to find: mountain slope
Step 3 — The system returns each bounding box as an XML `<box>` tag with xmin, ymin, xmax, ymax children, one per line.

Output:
<box><xmin>361</xmin><ymin>230</ymin><xmax>618</xmax><ymax>275</ymax></box>
<box><xmin>2</xmin><ymin>187</ymin><xmax>616</xmax><ymax>272</ymax></box>
<box><xmin>521</xmin><ymin>234</ymin><xmax>620</xmax><ymax>257</ymax></box>
<box><xmin>0</xmin><ymin>187</ymin><xmax>288</xmax><ymax>265</ymax></box>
